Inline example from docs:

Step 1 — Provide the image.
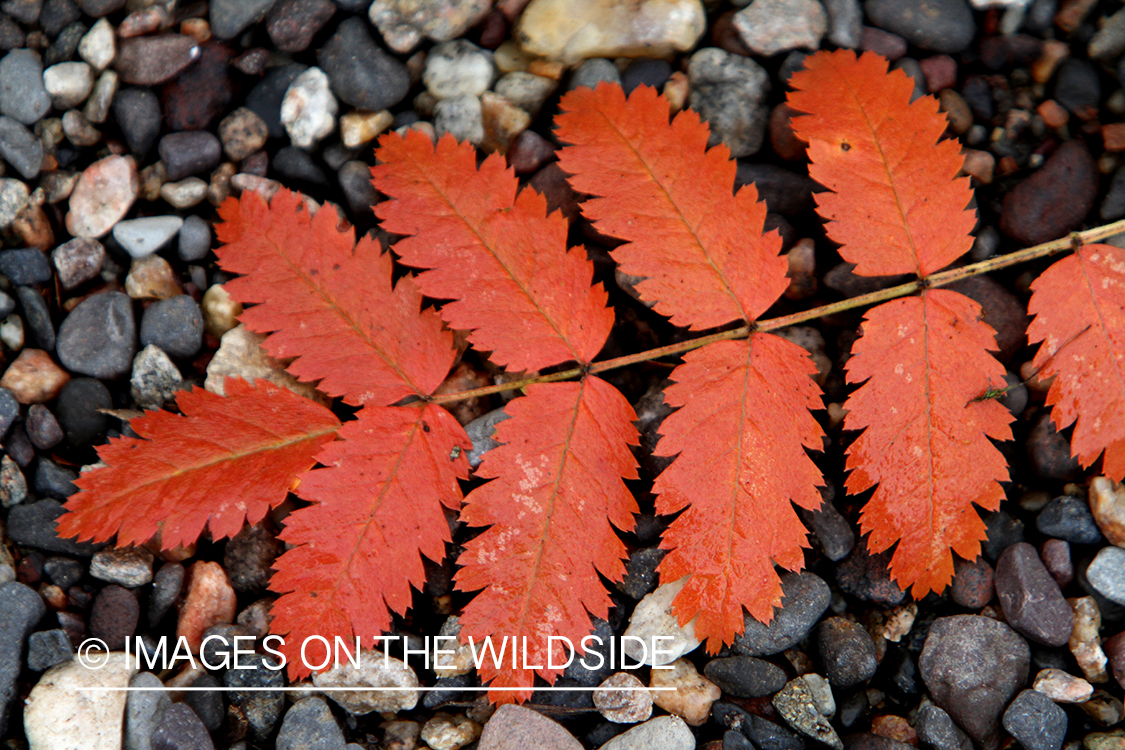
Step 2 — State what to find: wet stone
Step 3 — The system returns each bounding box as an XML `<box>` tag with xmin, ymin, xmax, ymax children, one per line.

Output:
<box><xmin>90</xmin><ymin>546</ymin><xmax>153</xmax><ymax>587</ymax></box>
<box><xmin>0</xmin><ymin>115</ymin><xmax>43</xmax><ymax>179</ymax></box>
<box><xmin>0</xmin><ymin>49</ymin><xmax>51</xmax><ymax>125</ymax></box>
<box><xmin>183</xmin><ymin>673</ymin><xmax>223</xmax><ymax>732</ymax></box>
<box><xmin>920</xmin><ymin>615</ymin><xmax>1030</xmax><ymax>750</ymax></box>
<box><xmin>773</xmin><ymin>677</ymin><xmax>843</xmax><ymax>750</ymax></box>
<box><xmin>734</xmin><ymin>572</ymin><xmax>830</xmax><ymax>656</ymax></box>
<box><xmin>983</xmin><ymin>511</ymin><xmax>1026</xmax><ymax>561</ymax></box>
<box><xmin>266</xmin><ymin>0</ymin><xmax>335</xmax><ymax>53</ymax></box>
<box><xmin>836</xmin><ymin>545</ymin><xmax>906</xmax><ymax>605</ymax></box>
<box><xmin>159</xmin><ymin>132</ymin><xmax>222</xmax><ymax>183</ymax></box>
<box><xmin>995</xmin><ymin>542</ymin><xmax>1073</xmax><ymax>647</ymax></box>
<box><xmin>0</xmin><ymin>387</ymin><xmax>16</xmax><ymax>438</ymax></box>
<box><xmin>151</xmin><ymin>703</ymin><xmax>215</xmax><ymax>750</ymax></box>
<box><xmin>210</xmin><ymin>0</ymin><xmax>276</xmax><ymax>40</ymax></box>
<box><xmin>56</xmin><ymin>291</ymin><xmax>136</xmax><ymax>379</ymax></box>
<box><xmin>318</xmin><ymin>17</ymin><xmax>409</xmax><ymax>112</ymax></box>
<box><xmin>687</xmin><ymin>46</ymin><xmax>770</xmax><ymax>158</ymax></box>
<box><xmin>26</xmin><ymin>628</ymin><xmax>72</xmax><ymax>671</ymax></box>
<box><xmin>148</xmin><ymin>562</ymin><xmax>183</xmax><ymax>626</ymax></box>
<box><xmin>704</xmin><ymin>656</ymin><xmax>787</xmax><ymax>698</ymax></box>
<box><xmin>0</xmin><ymin>455</ymin><xmax>27</xmax><ymax>508</ymax></box>
<box><xmin>223</xmin><ymin>523</ymin><xmax>282</xmax><ymax>593</ymax></box>
<box><xmin>161</xmin><ymin>42</ymin><xmax>234</xmax><ymax>132</ymax></box>
<box><xmin>817</xmin><ymin>617</ymin><xmax>878</xmax><ymax>688</ymax></box>
<box><xmin>615</xmin><ymin>547</ymin><xmax>665</xmax><ymax>601</ymax></box>
<box><xmin>0</xmin><ymin>248</ymin><xmax>50</xmax><ymax>287</ymax></box>
<box><xmin>276</xmin><ymin>697</ymin><xmax>344</xmax><ymax>750</ymax></box>
<box><xmin>34</xmin><ymin>459</ymin><xmax>76</xmax><ymax>500</ymax></box>
<box><xmin>1037</xmin><ymin>495</ymin><xmax>1104</xmax><ymax>545</ymax></box>
<box><xmin>246</xmin><ymin>63</ymin><xmax>307</xmax><ymax>139</ymax></box>
<box><xmin>594</xmin><ymin>672</ymin><xmax>653</xmax><ymax>724</ymax></box>
<box><xmin>951</xmin><ymin>556</ymin><xmax>994</xmax><ymax>608</ymax></box>
<box><xmin>796</xmin><ymin>493</ymin><xmax>855</xmax><ymax>562</ymax></box>
<box><xmin>140</xmin><ymin>295</ymin><xmax>203</xmax><ymax>360</ymax></box>
<box><xmin>1001</xmin><ymin>140</ymin><xmax>1097</xmax><ymax>248</ymax></box>
<box><xmin>865</xmin><ymin>0</ymin><xmax>975</xmax><ymax>53</ymax></box>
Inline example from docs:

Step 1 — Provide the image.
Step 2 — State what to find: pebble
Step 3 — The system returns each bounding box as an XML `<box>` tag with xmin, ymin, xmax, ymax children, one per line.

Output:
<box><xmin>26</xmin><ymin>404</ymin><xmax>62</xmax><ymax>450</ymax></box>
<box><xmin>0</xmin><ymin>455</ymin><xmax>27</xmax><ymax>507</ymax></box>
<box><xmin>951</xmin><ymin>556</ymin><xmax>994</xmax><ymax>608</ymax></box>
<box><xmin>1037</xmin><ymin>495</ymin><xmax>1103</xmax><ymax>545</ymax></box>
<box><xmin>126</xmin><ymin>255</ymin><xmax>182</xmax><ymax>300</ymax></box>
<box><xmin>915</xmin><ymin>705</ymin><xmax>973</xmax><ymax>750</ymax></box>
<box><xmin>1033</xmin><ymin>667</ymin><xmax>1093</xmax><ymax>702</ymax></box>
<box><xmin>1087</xmin><ymin>547</ymin><xmax>1125</xmax><ymax>604</ymax></box>
<box><xmin>281</xmin><ymin>66</ymin><xmax>337</xmax><ymax>149</ymax></box>
<box><xmin>313</xmin><ymin>650</ymin><xmax>420</xmax><ymax>714</ymax></box>
<box><xmin>773</xmin><ymin>676</ymin><xmax>844</xmax><ymax>750</ymax></box>
<box><xmin>594</xmin><ymin>672</ymin><xmax>653</xmax><ymax>723</ymax></box>
<box><xmin>732</xmin><ymin>571</ymin><xmax>830</xmax><ymax>656</ymax></box>
<box><xmin>112</xmin><ymin>88</ymin><xmax>161</xmax><ymax>158</ymax></box>
<box><xmin>90</xmin><ymin>584</ymin><xmax>139</xmax><ymax>649</ymax></box>
<box><xmin>114</xmin><ymin>216</ymin><xmax>184</xmax><ymax>259</ymax></box>
<box><xmin>434</xmin><ymin>94</ymin><xmax>484</xmax><ymax>146</ymax></box>
<box><xmin>210</xmin><ymin>0</ymin><xmax>276</xmax><ymax>40</ymax></box>
<box><xmin>183</xmin><ymin>673</ymin><xmax>223</xmax><ymax>732</ymax></box>
<box><xmin>23</xmin><ymin>651</ymin><xmax>137</xmax><ymax>748</ymax></box>
<box><xmin>26</xmin><ymin>629</ymin><xmax>72</xmax><ymax>672</ymax></box>
<box><xmin>704</xmin><ymin>655</ymin><xmax>787</xmax><ymax>698</ymax></box>
<box><xmin>0</xmin><ymin>116</ymin><xmax>43</xmax><ymax>178</ymax></box>
<box><xmin>246</xmin><ymin>63</ymin><xmax>307</xmax><ymax>139</ymax></box>
<box><xmin>129</xmin><ymin>345</ymin><xmax>181</xmax><ymax>409</ymax></box>
<box><xmin>219</xmin><ymin>107</ymin><xmax>268</xmax><ymax>162</ymax></box>
<box><xmin>266</xmin><ymin>0</ymin><xmax>335</xmax><ymax>53</ymax></box>
<box><xmin>148</xmin><ymin>562</ymin><xmax>183</xmax><ymax>626</ymax></box>
<box><xmin>0</xmin><ymin>50</ymin><xmax>51</xmax><ymax>125</ymax></box>
<box><xmin>276</xmin><ymin>697</ymin><xmax>345</xmax><ymax>750</ymax></box>
<box><xmin>317</xmin><ymin>17</ymin><xmax>409</xmax><ymax>112</ymax></box>
<box><xmin>151</xmin><ymin>703</ymin><xmax>215</xmax><ymax>750</ymax></box>
<box><xmin>62</xmin><ymin>109</ymin><xmax>100</xmax><ymax>147</ymax></box>
<box><xmin>124</xmin><ymin>671</ymin><xmax>170</xmax><ymax>750</ymax></box>
<box><xmin>1069</xmin><ymin>595</ymin><xmax>1110</xmax><ymax>683</ymax></box>
<box><xmin>835</xmin><ymin>545</ymin><xmax>906</xmax><ymax>605</ymax></box>
<box><xmin>272</xmin><ymin>145</ymin><xmax>328</xmax><ymax>185</ymax></box>
<box><xmin>0</xmin><ymin>248</ymin><xmax>51</xmax><ymax>286</ymax></box>
<box><xmin>368</xmin><ymin>0</ymin><xmax>490</xmax><ymax>52</ymax></box>
<box><xmin>339</xmin><ymin>109</ymin><xmax>392</xmax><ymax>150</ymax></box>
<box><xmin>733</xmin><ymin>0</ymin><xmax>826</xmax><ymax>56</ymax></box>
<box><xmin>84</xmin><ymin>72</ymin><xmax>118</xmax><ymax>126</ymax></box>
<box><xmin>8</xmin><ymin>499</ymin><xmax>99</xmax><ymax>554</ymax></box>
<box><xmin>161</xmin><ymin>178</ymin><xmax>208</xmax><ymax>209</ymax></box>
<box><xmin>78</xmin><ymin>17</ymin><xmax>113</xmax><ymax>70</ymax></box>
<box><xmin>425</xmin><ymin>40</ymin><xmax>496</xmax><ymax>100</ymax></box>
<box><xmin>159</xmin><ymin>132</ymin><xmax>221</xmax><ymax>183</ymax></box>
<box><xmin>865</xmin><ymin>0</ymin><xmax>975</xmax><ymax>53</ymax></box>
<box><xmin>599</xmin><ymin>715</ymin><xmax>695</xmax><ymax>750</ymax></box>
<box><xmin>920</xmin><ymin>615</ymin><xmax>1030</xmax><ymax>750</ymax></box>
<box><xmin>223</xmin><ymin>523</ymin><xmax>282</xmax><ymax>593</ymax></box>
<box><xmin>16</xmin><ymin>287</ymin><xmax>51</xmax><ymax>351</ymax></box>
<box><xmin>621</xmin><ymin>578</ymin><xmax>701</xmax><ymax>666</ymax></box>
<box><xmin>495</xmin><ymin>72</ymin><xmax>556</xmax><ymax>119</ymax></box>
<box><xmin>176</xmin><ymin>214</ymin><xmax>211</xmax><ymax>263</ymax></box>
<box><xmin>55</xmin><ymin>377</ymin><xmax>109</xmax><ymax>446</ymax></box>
<box><xmin>687</xmin><ymin>47</ymin><xmax>770</xmax><ymax>158</ymax></box>
<box><xmin>994</xmin><ymin>542</ymin><xmax>1073</xmax><ymax>647</ymax></box>
<box><xmin>1090</xmin><ymin>477</ymin><xmax>1125</xmax><ymax>546</ymax></box>
<box><xmin>89</xmin><ymin>546</ymin><xmax>153</xmax><ymax>588</ymax></box>
<box><xmin>35</xmin><ymin>458</ymin><xmax>77</xmax><ymax>499</ymax></box>
<box><xmin>56</xmin><ymin>291</ymin><xmax>136</xmax><ymax>379</ymax></box>
<box><xmin>0</xmin><ymin>582</ymin><xmax>46</xmax><ymax>733</ymax></box>
<box><xmin>177</xmin><ymin>561</ymin><xmax>236</xmax><ymax>651</ymax></box>
<box><xmin>477</xmin><ymin>704</ymin><xmax>582</xmax><ymax>750</ymax></box>
<box><xmin>0</xmin><ymin>179</ymin><xmax>29</xmax><ymax>230</ymax></box>
<box><xmin>649</xmin><ymin>658</ymin><xmax>721</xmax><ymax>726</ymax></box>
<box><xmin>338</xmin><ymin>159</ymin><xmax>379</xmax><ymax>215</ymax></box>
<box><xmin>223</xmin><ymin>652</ymin><xmax>285</xmax><ymax>741</ymax></box>
<box><xmin>1000</xmin><ymin>140</ymin><xmax>1097</xmax><ymax>246</ymax></box>
<box><xmin>139</xmin><ymin>295</ymin><xmax>203</xmax><ymax>360</ymax></box>
<box><xmin>42</xmin><ymin>60</ymin><xmax>91</xmax><ymax>109</ymax></box>
<box><xmin>201</xmin><ymin>284</ymin><xmax>242</xmax><ymax>338</ymax></box>
<box><xmin>0</xmin><ymin>314</ymin><xmax>22</xmax><ymax>352</ymax></box>
<box><xmin>817</xmin><ymin>617</ymin><xmax>878</xmax><ymax>688</ymax></box>
<box><xmin>0</xmin><ymin>348</ymin><xmax>69</xmax><ymax>403</ymax></box>
<box><xmin>113</xmin><ymin>34</ymin><xmax>199</xmax><ymax>85</ymax></box>
<box><xmin>66</xmin><ymin>154</ymin><xmax>139</xmax><ymax>239</ymax></box>
<box><xmin>569</xmin><ymin>58</ymin><xmax>621</xmax><ymax>91</ymax></box>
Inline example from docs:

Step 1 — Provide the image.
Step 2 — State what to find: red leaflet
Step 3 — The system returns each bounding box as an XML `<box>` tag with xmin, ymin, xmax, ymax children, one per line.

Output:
<box><xmin>269</xmin><ymin>403</ymin><xmax>470</xmax><ymax>679</ymax></box>
<box><xmin>844</xmin><ymin>291</ymin><xmax>1012</xmax><ymax>595</ymax></box>
<box><xmin>788</xmin><ymin>49</ymin><xmax>976</xmax><ymax>277</ymax></box>
<box><xmin>455</xmin><ymin>378</ymin><xmax>639</xmax><ymax>702</ymax></box>
<box><xmin>373</xmin><ymin>130</ymin><xmax>614</xmax><ymax>371</ymax></box>
<box><xmin>1028</xmin><ymin>244</ymin><xmax>1125</xmax><ymax>480</ymax></box>
<box><xmin>58</xmin><ymin>378</ymin><xmax>340</xmax><ymax>550</ymax></box>
<box><xmin>654</xmin><ymin>336</ymin><xmax>825</xmax><ymax>647</ymax></box>
<box><xmin>216</xmin><ymin>189</ymin><xmax>456</xmax><ymax>405</ymax></box>
<box><xmin>556</xmin><ymin>83</ymin><xmax>788</xmax><ymax>329</ymax></box>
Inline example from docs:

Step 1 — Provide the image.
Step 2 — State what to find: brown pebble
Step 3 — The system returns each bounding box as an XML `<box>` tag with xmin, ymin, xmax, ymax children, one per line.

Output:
<box><xmin>939</xmin><ymin>90</ymin><xmax>973</xmax><ymax>135</ymax></box>
<box><xmin>952</xmin><ymin>556</ymin><xmax>994</xmax><ymax>608</ymax></box>
<box><xmin>0</xmin><ymin>349</ymin><xmax>70</xmax><ymax>404</ymax></box>
<box><xmin>1038</xmin><ymin>99</ymin><xmax>1069</xmax><ymax>128</ymax></box>
<box><xmin>919</xmin><ymin>54</ymin><xmax>956</xmax><ymax>93</ymax></box>
<box><xmin>1090</xmin><ymin>477</ymin><xmax>1125</xmax><ymax>547</ymax></box>
<box><xmin>1040</xmin><ymin>538</ymin><xmax>1073</xmax><ymax>588</ymax></box>
<box><xmin>113</xmin><ymin>34</ymin><xmax>199</xmax><ymax>85</ymax></box>
<box><xmin>90</xmin><ymin>584</ymin><xmax>139</xmax><ymax>651</ymax></box>
<box><xmin>1104</xmin><ymin>124</ymin><xmax>1125</xmax><ymax>153</ymax></box>
<box><xmin>125</xmin><ymin>255</ymin><xmax>183</xmax><ymax>300</ymax></box>
<box><xmin>528</xmin><ymin>162</ymin><xmax>580</xmax><ymax>223</ymax></box>
<box><xmin>1104</xmin><ymin>631</ymin><xmax>1125</xmax><ymax>690</ymax></box>
<box><xmin>999</xmin><ymin>139</ymin><xmax>1097</xmax><ymax>246</ymax></box>
<box><xmin>861</xmin><ymin>26</ymin><xmax>907</xmax><ymax>61</ymax></box>
<box><xmin>770</xmin><ymin>103</ymin><xmax>808</xmax><ymax>161</ymax></box>
<box><xmin>506</xmin><ymin>129</ymin><xmax>556</xmax><ymax>175</ymax></box>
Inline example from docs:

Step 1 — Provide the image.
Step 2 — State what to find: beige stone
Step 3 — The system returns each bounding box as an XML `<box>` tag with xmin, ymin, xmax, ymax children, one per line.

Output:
<box><xmin>313</xmin><ymin>650</ymin><xmax>420</xmax><ymax>714</ymax></box>
<box><xmin>24</xmin><ymin>652</ymin><xmax>138</xmax><ymax>750</ymax></box>
<box><xmin>201</xmin><ymin>283</ymin><xmax>242</xmax><ymax>338</ymax></box>
<box><xmin>650</xmin><ymin>658</ymin><xmax>720</xmax><ymax>726</ymax></box>
<box><xmin>1070</xmin><ymin>596</ymin><xmax>1109</xmax><ymax>683</ymax></box>
<box><xmin>340</xmin><ymin>109</ymin><xmax>394</xmax><ymax>149</ymax></box>
<box><xmin>205</xmin><ymin>324</ymin><xmax>323</xmax><ymax>403</ymax></box>
<box><xmin>516</xmin><ymin>0</ymin><xmax>706</xmax><ymax>65</ymax></box>
<box><xmin>1091</xmin><ymin>476</ymin><xmax>1125</xmax><ymax>547</ymax></box>
<box><xmin>1034</xmin><ymin>667</ymin><xmax>1094</xmax><ymax>703</ymax></box>
<box><xmin>480</xmin><ymin>91</ymin><xmax>531</xmax><ymax>154</ymax></box>
<box><xmin>125</xmin><ymin>255</ymin><xmax>182</xmax><ymax>300</ymax></box>
<box><xmin>421</xmin><ymin>712</ymin><xmax>483</xmax><ymax>750</ymax></box>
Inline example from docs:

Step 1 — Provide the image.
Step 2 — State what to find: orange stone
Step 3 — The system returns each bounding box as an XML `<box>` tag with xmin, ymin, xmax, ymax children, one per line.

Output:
<box><xmin>177</xmin><ymin>560</ymin><xmax>237</xmax><ymax>652</ymax></box>
<box><xmin>1038</xmin><ymin>99</ymin><xmax>1069</xmax><ymax>129</ymax></box>
<box><xmin>871</xmin><ymin>714</ymin><xmax>918</xmax><ymax>745</ymax></box>
<box><xmin>0</xmin><ymin>349</ymin><xmax>70</xmax><ymax>404</ymax></box>
<box><xmin>1104</xmin><ymin>123</ymin><xmax>1125</xmax><ymax>152</ymax></box>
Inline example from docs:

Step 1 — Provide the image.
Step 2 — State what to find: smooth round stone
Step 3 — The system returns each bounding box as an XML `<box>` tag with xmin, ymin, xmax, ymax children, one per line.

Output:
<box><xmin>368</xmin><ymin>0</ymin><xmax>491</xmax><ymax>53</ymax></box>
<box><xmin>43</xmin><ymin>61</ymin><xmax>93</xmax><ymax>109</ymax></box>
<box><xmin>0</xmin><ymin>49</ymin><xmax>51</xmax><ymax>125</ymax></box>
<box><xmin>423</xmin><ymin>39</ymin><xmax>496</xmax><ymax>99</ymax></box>
<box><xmin>266</xmin><ymin>0</ymin><xmax>336</xmax><ymax>53</ymax></box>
<box><xmin>281</xmin><ymin>66</ymin><xmax>337</xmax><ymax>149</ymax></box>
<box><xmin>704</xmin><ymin>656</ymin><xmax>787</xmax><ymax>698</ymax></box>
<box><xmin>112</xmin><ymin>87</ymin><xmax>161</xmax><ymax>158</ymax></box>
<box><xmin>210</xmin><ymin>0</ymin><xmax>276</xmax><ymax>39</ymax></box>
<box><xmin>158</xmin><ymin>131</ymin><xmax>221</xmax><ymax>182</ymax></box>
<box><xmin>66</xmin><ymin>155</ymin><xmax>139</xmax><ymax>239</ymax></box>
<box><xmin>316</xmin><ymin>16</ymin><xmax>409</xmax><ymax>112</ymax></box>
<box><xmin>113</xmin><ymin>34</ymin><xmax>200</xmax><ymax>85</ymax></box>
<box><xmin>55</xmin><ymin>377</ymin><xmax>111</xmax><ymax>446</ymax></box>
<box><xmin>56</xmin><ymin>291</ymin><xmax>136</xmax><ymax>378</ymax></box>
<box><xmin>0</xmin><ymin>116</ymin><xmax>44</xmax><ymax>179</ymax></box>
<box><xmin>276</xmin><ymin>697</ymin><xmax>345</xmax><ymax>750</ymax></box>
<box><xmin>17</xmin><ymin>286</ymin><xmax>54</xmax><ymax>351</ymax></box>
<box><xmin>113</xmin><ymin>216</ymin><xmax>183</xmax><ymax>258</ymax></box>
<box><xmin>246</xmin><ymin>63</ymin><xmax>307</xmax><ymax>139</ymax></box>
<box><xmin>0</xmin><ymin>248</ymin><xmax>52</xmax><ymax>285</ymax></box>
<box><xmin>178</xmin><ymin>214</ymin><xmax>211</xmax><ymax>262</ymax></box>
<box><xmin>1088</xmin><ymin>547</ymin><xmax>1125</xmax><ymax>605</ymax></box>
<box><xmin>865</xmin><ymin>0</ymin><xmax>975</xmax><ymax>53</ymax></box>
<box><xmin>140</xmin><ymin>295</ymin><xmax>203</xmax><ymax>359</ymax></box>
<box><xmin>78</xmin><ymin>17</ymin><xmax>114</xmax><ymax>70</ymax></box>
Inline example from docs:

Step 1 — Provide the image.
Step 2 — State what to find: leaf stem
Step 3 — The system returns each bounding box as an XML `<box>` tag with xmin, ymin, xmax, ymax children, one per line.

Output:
<box><xmin>428</xmin><ymin>219</ymin><xmax>1125</xmax><ymax>406</ymax></box>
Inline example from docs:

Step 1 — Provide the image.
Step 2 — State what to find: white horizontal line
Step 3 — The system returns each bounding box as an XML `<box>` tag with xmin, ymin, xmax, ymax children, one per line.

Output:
<box><xmin>77</xmin><ymin>686</ymin><xmax>677</xmax><ymax>692</ymax></box>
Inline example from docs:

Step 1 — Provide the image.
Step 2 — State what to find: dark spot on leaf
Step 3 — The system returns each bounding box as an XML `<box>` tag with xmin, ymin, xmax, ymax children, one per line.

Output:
<box><xmin>841</xmin><ymin>141</ymin><xmax>851</xmax><ymax>152</ymax></box>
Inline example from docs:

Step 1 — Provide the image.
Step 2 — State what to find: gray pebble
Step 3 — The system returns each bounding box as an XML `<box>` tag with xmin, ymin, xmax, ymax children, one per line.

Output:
<box><xmin>177</xmin><ymin>214</ymin><xmax>211</xmax><ymax>262</ymax></box>
<box><xmin>0</xmin><ymin>50</ymin><xmax>51</xmax><ymax>125</ymax></box>
<box><xmin>865</xmin><ymin>0</ymin><xmax>975</xmax><ymax>53</ymax></box>
<box><xmin>1002</xmin><ymin>689</ymin><xmax>1066</xmax><ymax>750</ymax></box>
<box><xmin>734</xmin><ymin>572</ymin><xmax>830</xmax><ymax>656</ymax></box>
<box><xmin>317</xmin><ymin>17</ymin><xmax>409</xmax><ymax>112</ymax></box>
<box><xmin>26</xmin><ymin>628</ymin><xmax>73</xmax><ymax>671</ymax></box>
<box><xmin>140</xmin><ymin>295</ymin><xmax>203</xmax><ymax>359</ymax></box>
<box><xmin>16</xmin><ymin>286</ymin><xmax>53</xmax><ymax>350</ymax></box>
<box><xmin>0</xmin><ymin>115</ymin><xmax>43</xmax><ymax>178</ymax></box>
<box><xmin>210</xmin><ymin>0</ymin><xmax>277</xmax><ymax>40</ymax></box>
<box><xmin>1087</xmin><ymin>546</ymin><xmax>1125</xmax><ymax>605</ymax></box>
<box><xmin>57</xmin><ymin>291</ymin><xmax>137</xmax><ymax>379</ymax></box>
<box><xmin>276</xmin><ymin>697</ymin><xmax>346</xmax><ymax>750</ymax></box>
<box><xmin>0</xmin><ymin>582</ymin><xmax>46</xmax><ymax>734</ymax></box>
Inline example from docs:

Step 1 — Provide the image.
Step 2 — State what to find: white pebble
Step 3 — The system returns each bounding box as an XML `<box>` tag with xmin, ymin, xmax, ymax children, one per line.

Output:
<box><xmin>281</xmin><ymin>67</ymin><xmax>337</xmax><ymax>150</ymax></box>
<box><xmin>113</xmin><ymin>215</ymin><xmax>184</xmax><ymax>258</ymax></box>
